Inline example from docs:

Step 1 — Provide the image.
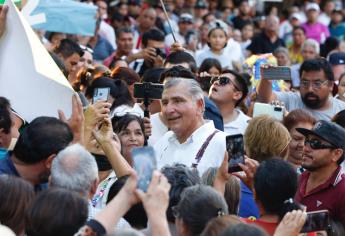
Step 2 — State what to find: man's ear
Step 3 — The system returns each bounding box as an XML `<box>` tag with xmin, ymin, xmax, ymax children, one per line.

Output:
<box><xmin>332</xmin><ymin>149</ymin><xmax>343</xmax><ymax>163</ymax></box>
<box><xmin>233</xmin><ymin>91</ymin><xmax>243</xmax><ymax>103</ymax></box>
<box><xmin>196</xmin><ymin>98</ymin><xmax>205</xmax><ymax>114</ymax></box>
<box><xmin>90</xmin><ymin>179</ymin><xmax>99</xmax><ymax>197</ymax></box>
<box><xmin>45</xmin><ymin>154</ymin><xmax>56</xmax><ymax>169</ymax></box>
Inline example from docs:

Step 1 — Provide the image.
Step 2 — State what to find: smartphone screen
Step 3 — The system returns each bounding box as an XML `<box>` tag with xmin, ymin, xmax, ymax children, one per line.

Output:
<box><xmin>132</xmin><ymin>146</ymin><xmax>157</xmax><ymax>192</ymax></box>
<box><xmin>262</xmin><ymin>66</ymin><xmax>291</xmax><ymax>80</ymax></box>
<box><xmin>301</xmin><ymin>210</ymin><xmax>330</xmax><ymax>233</ymax></box>
<box><xmin>226</xmin><ymin>134</ymin><xmax>245</xmax><ymax>172</ymax></box>
<box><xmin>92</xmin><ymin>87</ymin><xmax>110</xmax><ymax>103</ymax></box>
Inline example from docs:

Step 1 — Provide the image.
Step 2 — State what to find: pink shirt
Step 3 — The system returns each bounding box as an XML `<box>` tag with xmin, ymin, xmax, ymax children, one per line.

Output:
<box><xmin>302</xmin><ymin>22</ymin><xmax>330</xmax><ymax>43</ymax></box>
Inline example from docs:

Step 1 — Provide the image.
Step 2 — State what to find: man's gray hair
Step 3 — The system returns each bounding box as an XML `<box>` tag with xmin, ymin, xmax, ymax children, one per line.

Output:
<box><xmin>51</xmin><ymin>144</ymin><xmax>98</xmax><ymax>196</ymax></box>
<box><xmin>302</xmin><ymin>38</ymin><xmax>320</xmax><ymax>55</ymax></box>
<box><xmin>164</xmin><ymin>78</ymin><xmax>205</xmax><ymax>104</ymax></box>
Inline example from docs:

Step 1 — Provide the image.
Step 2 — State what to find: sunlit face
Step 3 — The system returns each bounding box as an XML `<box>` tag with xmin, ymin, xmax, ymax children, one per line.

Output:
<box><xmin>301</xmin><ymin>45</ymin><xmax>318</xmax><ymax>61</ymax></box>
<box><xmin>288</xmin><ymin>122</ymin><xmax>313</xmax><ymax>167</ymax></box>
<box><xmin>117</xmin><ymin>32</ymin><xmax>134</xmax><ymax>54</ymax></box>
<box><xmin>208</xmin><ymin>66</ymin><xmax>221</xmax><ymax>76</ymax></box>
<box><xmin>139</xmin><ymin>9</ymin><xmax>157</xmax><ymax>30</ymax></box>
<box><xmin>302</xmin><ymin>135</ymin><xmax>338</xmax><ymax>171</ymax></box>
<box><xmin>209</xmin><ymin>73</ymin><xmax>240</xmax><ymax>105</ymax></box>
<box><xmin>300</xmin><ymin>70</ymin><xmax>333</xmax><ymax>109</ymax></box>
<box><xmin>161</xmin><ymin>83</ymin><xmax>203</xmax><ymax>142</ymax></box>
<box><xmin>78</xmin><ymin>50</ymin><xmax>93</xmax><ymax>68</ymax></box>
<box><xmin>63</xmin><ymin>53</ymin><xmax>81</xmax><ymax>74</ymax></box>
<box><xmin>208</xmin><ymin>29</ymin><xmax>227</xmax><ymax>51</ymax></box>
<box><xmin>118</xmin><ymin>120</ymin><xmax>145</xmax><ymax>161</ymax></box>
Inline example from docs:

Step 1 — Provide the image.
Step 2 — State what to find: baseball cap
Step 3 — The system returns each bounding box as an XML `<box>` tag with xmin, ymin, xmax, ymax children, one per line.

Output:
<box><xmin>179</xmin><ymin>13</ymin><xmax>194</xmax><ymax>24</ymax></box>
<box><xmin>127</xmin><ymin>0</ymin><xmax>141</xmax><ymax>5</ymax></box>
<box><xmin>195</xmin><ymin>0</ymin><xmax>207</xmax><ymax>9</ymax></box>
<box><xmin>296</xmin><ymin>120</ymin><xmax>345</xmax><ymax>152</ymax></box>
<box><xmin>305</xmin><ymin>3</ymin><xmax>320</xmax><ymax>12</ymax></box>
<box><xmin>208</xmin><ymin>20</ymin><xmax>229</xmax><ymax>37</ymax></box>
<box><xmin>290</xmin><ymin>12</ymin><xmax>302</xmax><ymax>21</ymax></box>
<box><xmin>329</xmin><ymin>52</ymin><xmax>345</xmax><ymax>65</ymax></box>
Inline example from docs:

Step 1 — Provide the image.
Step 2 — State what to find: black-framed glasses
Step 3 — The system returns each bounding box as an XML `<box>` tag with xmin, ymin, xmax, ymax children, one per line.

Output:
<box><xmin>300</xmin><ymin>80</ymin><xmax>329</xmax><ymax>90</ymax></box>
<box><xmin>304</xmin><ymin>138</ymin><xmax>336</xmax><ymax>150</ymax></box>
<box><xmin>210</xmin><ymin>76</ymin><xmax>239</xmax><ymax>90</ymax></box>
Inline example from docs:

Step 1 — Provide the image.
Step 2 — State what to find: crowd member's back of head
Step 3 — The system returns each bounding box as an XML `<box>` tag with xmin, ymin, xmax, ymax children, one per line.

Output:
<box><xmin>160</xmin><ymin>164</ymin><xmax>200</xmax><ymax>223</ymax></box>
<box><xmin>164</xmin><ymin>50</ymin><xmax>197</xmax><ymax>74</ymax></box>
<box><xmin>200</xmin><ymin>215</ymin><xmax>243</xmax><ymax>236</ymax></box>
<box><xmin>254</xmin><ymin>159</ymin><xmax>300</xmax><ymax>220</ymax></box>
<box><xmin>201</xmin><ymin>167</ymin><xmax>240</xmax><ymax>215</ymax></box>
<box><xmin>174</xmin><ymin>184</ymin><xmax>228</xmax><ymax>236</ymax></box>
<box><xmin>220</xmin><ymin>223</ymin><xmax>267</xmax><ymax>236</ymax></box>
<box><xmin>107</xmin><ymin>175</ymin><xmax>148</xmax><ymax>229</ymax></box>
<box><xmin>50</xmin><ymin>144</ymin><xmax>98</xmax><ymax>198</ymax></box>
<box><xmin>142</xmin><ymin>68</ymin><xmax>166</xmax><ymax>84</ymax></box>
<box><xmin>13</xmin><ymin>116</ymin><xmax>73</xmax><ymax>164</ymax></box>
<box><xmin>0</xmin><ymin>175</ymin><xmax>34</xmax><ymax>235</ymax></box>
<box><xmin>26</xmin><ymin>188</ymin><xmax>88</xmax><ymax>236</ymax></box>
<box><xmin>332</xmin><ymin>109</ymin><xmax>345</xmax><ymax>128</ymax></box>
<box><xmin>85</xmin><ymin>77</ymin><xmax>134</xmax><ymax>110</ymax></box>
<box><xmin>159</xmin><ymin>65</ymin><xmax>196</xmax><ymax>83</ymax></box>
<box><xmin>111</xmin><ymin>67</ymin><xmax>141</xmax><ymax>87</ymax></box>
<box><xmin>244</xmin><ymin>115</ymin><xmax>291</xmax><ymax>162</ymax></box>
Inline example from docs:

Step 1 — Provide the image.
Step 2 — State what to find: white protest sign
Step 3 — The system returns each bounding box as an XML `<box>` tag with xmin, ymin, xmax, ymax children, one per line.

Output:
<box><xmin>0</xmin><ymin>0</ymin><xmax>74</xmax><ymax>122</ymax></box>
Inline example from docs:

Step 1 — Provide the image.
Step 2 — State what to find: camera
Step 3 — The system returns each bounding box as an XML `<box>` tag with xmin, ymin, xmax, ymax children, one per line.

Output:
<box><xmin>155</xmin><ymin>48</ymin><xmax>167</xmax><ymax>59</ymax></box>
<box><xmin>134</xmin><ymin>82</ymin><xmax>164</xmax><ymax>100</ymax></box>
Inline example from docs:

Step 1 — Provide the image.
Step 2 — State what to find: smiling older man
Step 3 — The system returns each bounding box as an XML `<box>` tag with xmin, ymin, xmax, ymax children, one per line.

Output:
<box><xmin>154</xmin><ymin>78</ymin><xmax>226</xmax><ymax>175</ymax></box>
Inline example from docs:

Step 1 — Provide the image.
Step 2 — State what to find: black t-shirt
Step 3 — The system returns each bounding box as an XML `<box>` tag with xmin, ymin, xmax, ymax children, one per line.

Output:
<box><xmin>247</xmin><ymin>32</ymin><xmax>285</xmax><ymax>54</ymax></box>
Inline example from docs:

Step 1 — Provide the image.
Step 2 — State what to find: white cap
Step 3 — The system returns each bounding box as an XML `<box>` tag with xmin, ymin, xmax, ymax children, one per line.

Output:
<box><xmin>305</xmin><ymin>3</ymin><xmax>320</xmax><ymax>12</ymax></box>
<box><xmin>290</xmin><ymin>12</ymin><xmax>302</xmax><ymax>21</ymax></box>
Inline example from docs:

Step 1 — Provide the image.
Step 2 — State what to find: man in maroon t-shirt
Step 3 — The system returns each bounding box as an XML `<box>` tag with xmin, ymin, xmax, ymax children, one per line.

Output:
<box><xmin>295</xmin><ymin>120</ymin><xmax>345</xmax><ymax>228</ymax></box>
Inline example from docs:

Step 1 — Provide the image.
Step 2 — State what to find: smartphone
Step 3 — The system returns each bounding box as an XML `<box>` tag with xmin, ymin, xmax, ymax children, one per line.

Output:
<box><xmin>262</xmin><ymin>66</ymin><xmax>291</xmax><ymax>80</ymax></box>
<box><xmin>92</xmin><ymin>87</ymin><xmax>110</xmax><ymax>103</ymax></box>
<box><xmin>132</xmin><ymin>146</ymin><xmax>157</xmax><ymax>192</ymax></box>
<box><xmin>301</xmin><ymin>210</ymin><xmax>330</xmax><ymax>233</ymax></box>
<box><xmin>226</xmin><ymin>134</ymin><xmax>245</xmax><ymax>173</ymax></box>
<box><xmin>253</xmin><ymin>102</ymin><xmax>284</xmax><ymax>120</ymax></box>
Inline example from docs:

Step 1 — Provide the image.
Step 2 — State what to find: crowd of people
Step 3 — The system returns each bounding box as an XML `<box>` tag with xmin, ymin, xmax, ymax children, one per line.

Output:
<box><xmin>1</xmin><ymin>0</ymin><xmax>345</xmax><ymax>235</ymax></box>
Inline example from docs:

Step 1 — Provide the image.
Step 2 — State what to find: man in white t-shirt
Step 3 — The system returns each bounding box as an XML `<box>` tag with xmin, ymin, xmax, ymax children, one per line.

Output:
<box><xmin>154</xmin><ymin>78</ymin><xmax>226</xmax><ymax>176</ymax></box>
<box><xmin>258</xmin><ymin>58</ymin><xmax>345</xmax><ymax>120</ymax></box>
<box><xmin>209</xmin><ymin>69</ymin><xmax>250</xmax><ymax>135</ymax></box>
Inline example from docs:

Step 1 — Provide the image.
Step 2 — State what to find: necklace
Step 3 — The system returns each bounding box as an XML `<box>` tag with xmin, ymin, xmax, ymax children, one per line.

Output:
<box><xmin>91</xmin><ymin>177</ymin><xmax>112</xmax><ymax>207</ymax></box>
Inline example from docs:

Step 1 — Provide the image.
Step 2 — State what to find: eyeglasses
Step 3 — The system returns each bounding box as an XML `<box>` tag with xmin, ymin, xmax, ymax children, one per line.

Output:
<box><xmin>210</xmin><ymin>76</ymin><xmax>240</xmax><ymax>90</ymax></box>
<box><xmin>304</xmin><ymin>138</ymin><xmax>336</xmax><ymax>150</ymax></box>
<box><xmin>172</xmin><ymin>206</ymin><xmax>180</xmax><ymax>218</ymax></box>
<box><xmin>300</xmin><ymin>80</ymin><xmax>329</xmax><ymax>90</ymax></box>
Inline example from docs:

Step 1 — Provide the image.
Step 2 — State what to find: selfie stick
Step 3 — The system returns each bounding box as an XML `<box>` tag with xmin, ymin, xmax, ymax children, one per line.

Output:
<box><xmin>159</xmin><ymin>0</ymin><xmax>177</xmax><ymax>43</ymax></box>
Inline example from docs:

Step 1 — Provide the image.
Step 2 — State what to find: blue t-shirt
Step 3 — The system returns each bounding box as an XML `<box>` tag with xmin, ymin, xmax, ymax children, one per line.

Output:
<box><xmin>0</xmin><ymin>148</ymin><xmax>8</xmax><ymax>160</ymax></box>
<box><xmin>238</xmin><ymin>181</ymin><xmax>260</xmax><ymax>219</ymax></box>
<box><xmin>0</xmin><ymin>154</ymin><xmax>47</xmax><ymax>191</ymax></box>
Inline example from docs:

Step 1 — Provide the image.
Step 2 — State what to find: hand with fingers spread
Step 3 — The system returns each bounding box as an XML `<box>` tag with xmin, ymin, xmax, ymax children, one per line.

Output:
<box><xmin>213</xmin><ymin>152</ymin><xmax>231</xmax><ymax>195</ymax></box>
<box><xmin>0</xmin><ymin>5</ymin><xmax>8</xmax><ymax>38</ymax></box>
<box><xmin>58</xmin><ymin>94</ymin><xmax>85</xmax><ymax>144</ymax></box>
<box><xmin>232</xmin><ymin>156</ymin><xmax>259</xmax><ymax>191</ymax></box>
<box><xmin>274</xmin><ymin>210</ymin><xmax>307</xmax><ymax>236</ymax></box>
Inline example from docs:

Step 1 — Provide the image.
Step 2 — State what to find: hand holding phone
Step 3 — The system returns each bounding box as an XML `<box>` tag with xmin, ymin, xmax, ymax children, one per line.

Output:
<box><xmin>93</xmin><ymin>87</ymin><xmax>110</xmax><ymax>103</ymax></box>
<box><xmin>301</xmin><ymin>210</ymin><xmax>330</xmax><ymax>233</ymax></box>
<box><xmin>132</xmin><ymin>146</ymin><xmax>157</xmax><ymax>192</ymax></box>
<box><xmin>262</xmin><ymin>66</ymin><xmax>291</xmax><ymax>80</ymax></box>
<box><xmin>226</xmin><ymin>134</ymin><xmax>245</xmax><ymax>173</ymax></box>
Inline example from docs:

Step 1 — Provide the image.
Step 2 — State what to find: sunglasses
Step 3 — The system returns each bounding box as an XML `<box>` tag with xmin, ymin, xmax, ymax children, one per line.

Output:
<box><xmin>304</xmin><ymin>138</ymin><xmax>336</xmax><ymax>150</ymax></box>
<box><xmin>210</xmin><ymin>76</ymin><xmax>240</xmax><ymax>90</ymax></box>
